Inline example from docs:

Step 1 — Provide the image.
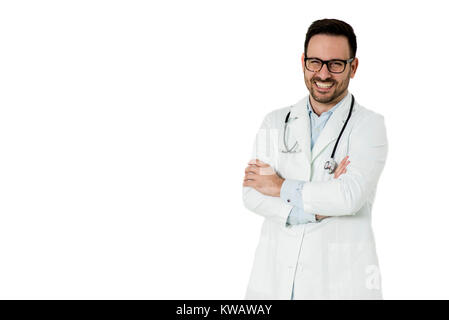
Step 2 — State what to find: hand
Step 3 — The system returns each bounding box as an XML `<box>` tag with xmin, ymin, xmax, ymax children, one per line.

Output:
<box><xmin>315</xmin><ymin>156</ymin><xmax>350</xmax><ymax>221</ymax></box>
<box><xmin>243</xmin><ymin>159</ymin><xmax>285</xmax><ymax>197</ymax></box>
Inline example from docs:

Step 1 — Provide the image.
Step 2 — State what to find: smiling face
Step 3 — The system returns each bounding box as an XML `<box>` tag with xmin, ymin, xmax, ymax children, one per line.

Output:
<box><xmin>302</xmin><ymin>34</ymin><xmax>358</xmax><ymax>106</ymax></box>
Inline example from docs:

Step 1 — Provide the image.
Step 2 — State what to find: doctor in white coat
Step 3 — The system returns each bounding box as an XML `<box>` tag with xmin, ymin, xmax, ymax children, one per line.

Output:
<box><xmin>242</xmin><ymin>19</ymin><xmax>388</xmax><ymax>300</ymax></box>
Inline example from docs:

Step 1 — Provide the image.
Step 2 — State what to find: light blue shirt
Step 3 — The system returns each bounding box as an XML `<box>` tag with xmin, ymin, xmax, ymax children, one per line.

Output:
<box><xmin>280</xmin><ymin>93</ymin><xmax>348</xmax><ymax>226</ymax></box>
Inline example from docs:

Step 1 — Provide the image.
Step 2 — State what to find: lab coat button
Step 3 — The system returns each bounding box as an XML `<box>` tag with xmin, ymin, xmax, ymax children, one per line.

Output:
<box><xmin>287</xmin><ymin>199</ymin><xmax>291</xmax><ymax>203</ymax></box>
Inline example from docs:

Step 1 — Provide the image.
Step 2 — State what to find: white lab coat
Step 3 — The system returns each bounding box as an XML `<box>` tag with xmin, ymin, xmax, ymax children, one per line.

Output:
<box><xmin>243</xmin><ymin>92</ymin><xmax>388</xmax><ymax>300</ymax></box>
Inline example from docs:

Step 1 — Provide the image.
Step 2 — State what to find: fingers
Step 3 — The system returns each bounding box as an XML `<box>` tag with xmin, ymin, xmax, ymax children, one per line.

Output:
<box><xmin>243</xmin><ymin>171</ymin><xmax>257</xmax><ymax>181</ymax></box>
<box><xmin>248</xmin><ymin>159</ymin><xmax>270</xmax><ymax>167</ymax></box>
<box><xmin>243</xmin><ymin>179</ymin><xmax>255</xmax><ymax>187</ymax></box>
<box><xmin>244</xmin><ymin>165</ymin><xmax>274</xmax><ymax>182</ymax></box>
<box><xmin>245</xmin><ymin>165</ymin><xmax>259</xmax><ymax>175</ymax></box>
<box><xmin>246</xmin><ymin>161</ymin><xmax>274</xmax><ymax>176</ymax></box>
<box><xmin>244</xmin><ymin>165</ymin><xmax>259</xmax><ymax>182</ymax></box>
<box><xmin>243</xmin><ymin>159</ymin><xmax>272</xmax><ymax>186</ymax></box>
<box><xmin>334</xmin><ymin>156</ymin><xmax>350</xmax><ymax>179</ymax></box>
<box><xmin>334</xmin><ymin>163</ymin><xmax>348</xmax><ymax>178</ymax></box>
<box><xmin>316</xmin><ymin>214</ymin><xmax>329</xmax><ymax>221</ymax></box>
<box><xmin>338</xmin><ymin>156</ymin><xmax>349</xmax><ymax>169</ymax></box>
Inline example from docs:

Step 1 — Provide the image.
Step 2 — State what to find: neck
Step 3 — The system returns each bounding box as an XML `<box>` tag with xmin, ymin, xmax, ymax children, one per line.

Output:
<box><xmin>309</xmin><ymin>90</ymin><xmax>348</xmax><ymax>116</ymax></box>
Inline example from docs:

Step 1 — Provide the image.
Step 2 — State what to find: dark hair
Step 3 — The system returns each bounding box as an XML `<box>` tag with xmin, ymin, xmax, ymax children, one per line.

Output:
<box><xmin>304</xmin><ymin>18</ymin><xmax>357</xmax><ymax>58</ymax></box>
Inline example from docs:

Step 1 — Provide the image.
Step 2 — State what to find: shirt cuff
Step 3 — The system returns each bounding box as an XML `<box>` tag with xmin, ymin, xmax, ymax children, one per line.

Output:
<box><xmin>280</xmin><ymin>179</ymin><xmax>306</xmax><ymax>207</ymax></box>
<box><xmin>287</xmin><ymin>206</ymin><xmax>317</xmax><ymax>225</ymax></box>
<box><xmin>281</xmin><ymin>179</ymin><xmax>316</xmax><ymax>225</ymax></box>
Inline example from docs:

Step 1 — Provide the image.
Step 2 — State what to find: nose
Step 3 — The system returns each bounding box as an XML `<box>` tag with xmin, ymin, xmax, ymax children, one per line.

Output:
<box><xmin>316</xmin><ymin>62</ymin><xmax>332</xmax><ymax>79</ymax></box>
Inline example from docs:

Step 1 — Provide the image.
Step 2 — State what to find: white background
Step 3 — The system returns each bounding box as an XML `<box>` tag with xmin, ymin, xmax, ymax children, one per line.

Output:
<box><xmin>0</xmin><ymin>0</ymin><xmax>448</xmax><ymax>299</ymax></box>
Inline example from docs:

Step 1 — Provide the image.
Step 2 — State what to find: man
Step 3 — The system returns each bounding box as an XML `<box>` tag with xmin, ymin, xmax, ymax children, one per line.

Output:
<box><xmin>242</xmin><ymin>18</ymin><xmax>388</xmax><ymax>299</ymax></box>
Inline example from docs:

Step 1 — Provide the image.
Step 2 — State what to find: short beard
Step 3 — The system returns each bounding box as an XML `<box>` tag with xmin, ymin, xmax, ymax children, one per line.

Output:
<box><xmin>307</xmin><ymin>74</ymin><xmax>350</xmax><ymax>104</ymax></box>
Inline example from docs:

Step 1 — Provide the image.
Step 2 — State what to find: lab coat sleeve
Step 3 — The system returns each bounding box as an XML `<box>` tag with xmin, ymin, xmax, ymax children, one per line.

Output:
<box><xmin>242</xmin><ymin>113</ymin><xmax>294</xmax><ymax>227</ymax></box>
<box><xmin>301</xmin><ymin>113</ymin><xmax>388</xmax><ymax>216</ymax></box>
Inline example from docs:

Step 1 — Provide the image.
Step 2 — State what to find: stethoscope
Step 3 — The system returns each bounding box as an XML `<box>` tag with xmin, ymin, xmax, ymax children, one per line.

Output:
<box><xmin>282</xmin><ymin>94</ymin><xmax>355</xmax><ymax>174</ymax></box>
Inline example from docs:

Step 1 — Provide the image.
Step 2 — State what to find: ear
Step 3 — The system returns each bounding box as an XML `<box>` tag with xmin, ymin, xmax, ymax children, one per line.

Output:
<box><xmin>301</xmin><ymin>53</ymin><xmax>305</xmax><ymax>72</ymax></box>
<box><xmin>350</xmin><ymin>57</ymin><xmax>359</xmax><ymax>79</ymax></box>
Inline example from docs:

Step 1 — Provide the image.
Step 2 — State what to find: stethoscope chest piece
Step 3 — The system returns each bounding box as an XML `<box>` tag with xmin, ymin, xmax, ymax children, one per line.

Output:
<box><xmin>324</xmin><ymin>159</ymin><xmax>338</xmax><ymax>174</ymax></box>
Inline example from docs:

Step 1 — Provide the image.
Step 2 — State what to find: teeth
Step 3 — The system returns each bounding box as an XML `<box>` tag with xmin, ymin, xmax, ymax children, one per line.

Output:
<box><xmin>315</xmin><ymin>81</ymin><xmax>333</xmax><ymax>88</ymax></box>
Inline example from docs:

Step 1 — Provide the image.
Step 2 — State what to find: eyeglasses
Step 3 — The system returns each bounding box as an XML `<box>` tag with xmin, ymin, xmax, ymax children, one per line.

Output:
<box><xmin>304</xmin><ymin>56</ymin><xmax>354</xmax><ymax>74</ymax></box>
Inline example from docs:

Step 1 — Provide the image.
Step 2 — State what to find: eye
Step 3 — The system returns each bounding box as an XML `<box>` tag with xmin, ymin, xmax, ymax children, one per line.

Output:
<box><xmin>329</xmin><ymin>61</ymin><xmax>344</xmax><ymax>68</ymax></box>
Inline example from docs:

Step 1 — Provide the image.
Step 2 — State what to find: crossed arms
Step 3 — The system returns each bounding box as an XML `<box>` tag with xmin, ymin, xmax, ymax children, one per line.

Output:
<box><xmin>242</xmin><ymin>112</ymin><xmax>388</xmax><ymax>226</ymax></box>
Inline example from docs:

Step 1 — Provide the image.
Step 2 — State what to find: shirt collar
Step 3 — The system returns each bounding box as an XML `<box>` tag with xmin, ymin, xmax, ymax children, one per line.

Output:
<box><xmin>307</xmin><ymin>92</ymin><xmax>349</xmax><ymax>117</ymax></box>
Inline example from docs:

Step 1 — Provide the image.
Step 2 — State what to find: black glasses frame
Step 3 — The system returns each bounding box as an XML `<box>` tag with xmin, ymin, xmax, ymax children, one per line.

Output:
<box><xmin>304</xmin><ymin>56</ymin><xmax>354</xmax><ymax>74</ymax></box>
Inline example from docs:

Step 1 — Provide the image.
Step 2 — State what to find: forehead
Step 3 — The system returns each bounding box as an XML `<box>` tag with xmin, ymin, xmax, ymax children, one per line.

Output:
<box><xmin>307</xmin><ymin>34</ymin><xmax>351</xmax><ymax>60</ymax></box>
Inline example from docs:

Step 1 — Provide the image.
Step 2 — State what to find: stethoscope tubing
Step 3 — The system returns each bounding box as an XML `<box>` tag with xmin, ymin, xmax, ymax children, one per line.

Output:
<box><xmin>282</xmin><ymin>94</ymin><xmax>355</xmax><ymax>171</ymax></box>
<box><xmin>330</xmin><ymin>94</ymin><xmax>354</xmax><ymax>159</ymax></box>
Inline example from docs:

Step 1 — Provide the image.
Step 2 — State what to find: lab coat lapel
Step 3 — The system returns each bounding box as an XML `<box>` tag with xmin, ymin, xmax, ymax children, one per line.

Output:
<box><xmin>311</xmin><ymin>93</ymin><xmax>352</xmax><ymax>163</ymax></box>
<box><xmin>289</xmin><ymin>97</ymin><xmax>312</xmax><ymax>166</ymax></box>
